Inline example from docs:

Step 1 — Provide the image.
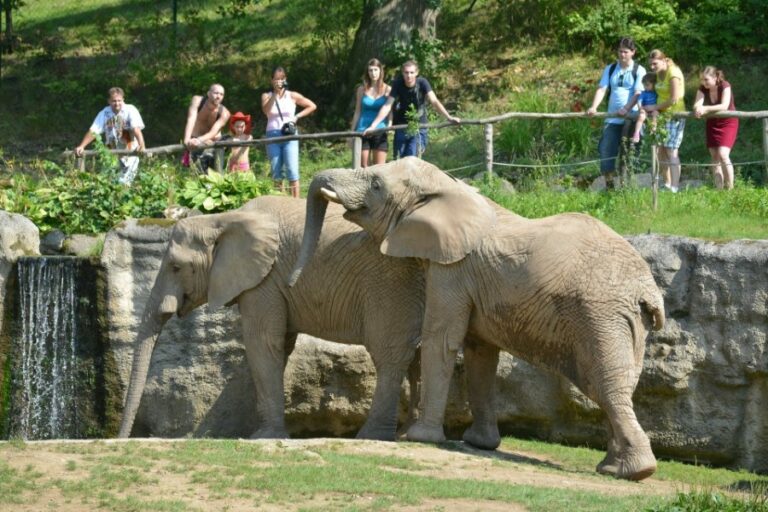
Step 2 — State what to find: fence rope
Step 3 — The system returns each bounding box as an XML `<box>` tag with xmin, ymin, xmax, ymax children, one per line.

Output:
<box><xmin>442</xmin><ymin>162</ymin><xmax>485</xmax><ymax>174</ymax></box>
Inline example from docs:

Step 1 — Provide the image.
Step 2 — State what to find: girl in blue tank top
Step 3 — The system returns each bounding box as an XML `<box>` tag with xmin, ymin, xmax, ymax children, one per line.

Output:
<box><xmin>350</xmin><ymin>58</ymin><xmax>392</xmax><ymax>167</ymax></box>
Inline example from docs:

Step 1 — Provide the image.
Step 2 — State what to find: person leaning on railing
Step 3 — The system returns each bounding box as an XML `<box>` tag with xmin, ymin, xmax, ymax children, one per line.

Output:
<box><xmin>642</xmin><ymin>49</ymin><xmax>686</xmax><ymax>193</ymax></box>
<box><xmin>693</xmin><ymin>66</ymin><xmax>739</xmax><ymax>190</ymax></box>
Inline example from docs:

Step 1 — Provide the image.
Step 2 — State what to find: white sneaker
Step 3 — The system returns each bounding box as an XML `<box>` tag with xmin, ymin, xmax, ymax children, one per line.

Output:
<box><xmin>670</xmin><ymin>186</ymin><xmax>678</xmax><ymax>193</ymax></box>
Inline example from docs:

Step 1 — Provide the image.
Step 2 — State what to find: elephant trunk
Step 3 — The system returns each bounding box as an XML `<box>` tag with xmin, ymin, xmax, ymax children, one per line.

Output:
<box><xmin>118</xmin><ymin>296</ymin><xmax>172</xmax><ymax>438</ymax></box>
<box><xmin>289</xmin><ymin>172</ymin><xmax>334</xmax><ymax>286</ymax></box>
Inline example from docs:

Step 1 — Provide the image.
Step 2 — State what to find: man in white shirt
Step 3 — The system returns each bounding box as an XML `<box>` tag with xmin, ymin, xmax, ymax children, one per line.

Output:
<box><xmin>75</xmin><ymin>87</ymin><xmax>146</xmax><ymax>185</ymax></box>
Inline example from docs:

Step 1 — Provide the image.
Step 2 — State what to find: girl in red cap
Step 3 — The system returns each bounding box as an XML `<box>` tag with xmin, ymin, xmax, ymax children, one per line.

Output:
<box><xmin>227</xmin><ymin>112</ymin><xmax>253</xmax><ymax>172</ymax></box>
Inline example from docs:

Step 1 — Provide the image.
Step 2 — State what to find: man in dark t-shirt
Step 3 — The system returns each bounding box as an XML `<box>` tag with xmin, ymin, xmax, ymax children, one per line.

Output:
<box><xmin>364</xmin><ymin>60</ymin><xmax>460</xmax><ymax>159</ymax></box>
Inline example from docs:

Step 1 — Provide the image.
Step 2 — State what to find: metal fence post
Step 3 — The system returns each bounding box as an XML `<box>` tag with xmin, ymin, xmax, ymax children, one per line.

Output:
<box><xmin>484</xmin><ymin>123</ymin><xmax>493</xmax><ymax>179</ymax></box>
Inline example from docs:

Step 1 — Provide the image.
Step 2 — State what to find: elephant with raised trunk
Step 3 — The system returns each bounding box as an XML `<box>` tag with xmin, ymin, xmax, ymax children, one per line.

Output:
<box><xmin>119</xmin><ymin>195</ymin><xmax>424</xmax><ymax>440</ymax></box>
<box><xmin>291</xmin><ymin>157</ymin><xmax>665</xmax><ymax>481</ymax></box>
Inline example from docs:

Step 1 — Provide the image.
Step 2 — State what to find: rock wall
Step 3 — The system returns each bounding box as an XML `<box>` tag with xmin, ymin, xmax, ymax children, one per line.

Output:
<box><xmin>2</xmin><ymin>213</ymin><xmax>767</xmax><ymax>472</ymax></box>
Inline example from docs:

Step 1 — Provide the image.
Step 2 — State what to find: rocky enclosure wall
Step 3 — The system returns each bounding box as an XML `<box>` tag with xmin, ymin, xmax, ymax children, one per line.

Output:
<box><xmin>2</xmin><ymin>216</ymin><xmax>767</xmax><ymax>472</ymax></box>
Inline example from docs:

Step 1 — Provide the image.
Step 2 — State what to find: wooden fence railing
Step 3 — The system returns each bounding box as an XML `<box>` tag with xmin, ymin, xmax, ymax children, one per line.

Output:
<box><xmin>62</xmin><ymin>110</ymin><xmax>768</xmax><ymax>193</ymax></box>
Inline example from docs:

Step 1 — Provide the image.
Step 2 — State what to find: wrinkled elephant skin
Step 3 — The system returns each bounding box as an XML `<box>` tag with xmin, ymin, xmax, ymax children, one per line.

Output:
<box><xmin>120</xmin><ymin>195</ymin><xmax>424</xmax><ymax>441</ymax></box>
<box><xmin>294</xmin><ymin>158</ymin><xmax>665</xmax><ymax>481</ymax></box>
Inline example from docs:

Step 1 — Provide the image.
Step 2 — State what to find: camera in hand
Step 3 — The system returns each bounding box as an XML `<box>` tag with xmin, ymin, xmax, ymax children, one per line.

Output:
<box><xmin>281</xmin><ymin>121</ymin><xmax>297</xmax><ymax>136</ymax></box>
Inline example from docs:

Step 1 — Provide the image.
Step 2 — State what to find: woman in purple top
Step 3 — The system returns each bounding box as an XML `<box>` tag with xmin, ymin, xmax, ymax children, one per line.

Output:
<box><xmin>693</xmin><ymin>66</ymin><xmax>739</xmax><ymax>190</ymax></box>
<box><xmin>350</xmin><ymin>58</ymin><xmax>392</xmax><ymax>167</ymax></box>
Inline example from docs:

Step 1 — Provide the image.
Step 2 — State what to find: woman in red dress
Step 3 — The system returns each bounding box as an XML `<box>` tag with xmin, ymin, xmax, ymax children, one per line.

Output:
<box><xmin>693</xmin><ymin>66</ymin><xmax>739</xmax><ymax>190</ymax></box>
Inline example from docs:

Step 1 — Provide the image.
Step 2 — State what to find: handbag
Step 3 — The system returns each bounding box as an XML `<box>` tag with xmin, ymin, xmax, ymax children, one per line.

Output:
<box><xmin>275</xmin><ymin>94</ymin><xmax>297</xmax><ymax>136</ymax></box>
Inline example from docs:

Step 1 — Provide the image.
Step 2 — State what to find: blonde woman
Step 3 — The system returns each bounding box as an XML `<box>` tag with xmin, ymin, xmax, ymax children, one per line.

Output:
<box><xmin>642</xmin><ymin>50</ymin><xmax>686</xmax><ymax>193</ymax></box>
<box><xmin>350</xmin><ymin>58</ymin><xmax>392</xmax><ymax>167</ymax></box>
<box><xmin>693</xmin><ymin>66</ymin><xmax>739</xmax><ymax>190</ymax></box>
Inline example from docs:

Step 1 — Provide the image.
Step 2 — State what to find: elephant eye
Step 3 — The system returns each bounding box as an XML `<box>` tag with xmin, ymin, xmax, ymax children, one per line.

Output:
<box><xmin>372</xmin><ymin>178</ymin><xmax>381</xmax><ymax>191</ymax></box>
<box><xmin>172</xmin><ymin>264</ymin><xmax>181</xmax><ymax>273</ymax></box>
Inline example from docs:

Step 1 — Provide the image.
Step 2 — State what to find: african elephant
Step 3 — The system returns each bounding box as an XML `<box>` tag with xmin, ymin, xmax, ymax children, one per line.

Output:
<box><xmin>119</xmin><ymin>195</ymin><xmax>424</xmax><ymax>440</ymax></box>
<box><xmin>291</xmin><ymin>157</ymin><xmax>665</xmax><ymax>481</ymax></box>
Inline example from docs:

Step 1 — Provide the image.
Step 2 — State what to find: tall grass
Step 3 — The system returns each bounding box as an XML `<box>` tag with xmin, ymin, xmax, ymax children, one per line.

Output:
<box><xmin>478</xmin><ymin>177</ymin><xmax>768</xmax><ymax>240</ymax></box>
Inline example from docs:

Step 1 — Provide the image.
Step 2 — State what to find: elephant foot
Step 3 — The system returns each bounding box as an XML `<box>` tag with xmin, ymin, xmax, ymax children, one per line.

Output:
<box><xmin>596</xmin><ymin>444</ymin><xmax>656</xmax><ymax>481</ymax></box>
<box><xmin>250</xmin><ymin>426</ymin><xmax>290</xmax><ymax>439</ymax></box>
<box><xmin>462</xmin><ymin>421</ymin><xmax>501</xmax><ymax>450</ymax></box>
<box><xmin>405</xmin><ymin>421</ymin><xmax>446</xmax><ymax>444</ymax></box>
<box><xmin>356</xmin><ymin>423</ymin><xmax>397</xmax><ymax>442</ymax></box>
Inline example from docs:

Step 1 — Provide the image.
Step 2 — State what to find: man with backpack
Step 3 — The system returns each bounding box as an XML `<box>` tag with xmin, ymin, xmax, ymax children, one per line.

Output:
<box><xmin>586</xmin><ymin>37</ymin><xmax>646</xmax><ymax>189</ymax></box>
<box><xmin>182</xmin><ymin>83</ymin><xmax>231</xmax><ymax>174</ymax></box>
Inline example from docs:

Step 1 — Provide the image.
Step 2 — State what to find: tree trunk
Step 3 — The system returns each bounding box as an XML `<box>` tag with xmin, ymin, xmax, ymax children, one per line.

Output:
<box><xmin>347</xmin><ymin>0</ymin><xmax>438</xmax><ymax>86</ymax></box>
<box><xmin>3</xmin><ymin>0</ymin><xmax>12</xmax><ymax>54</ymax></box>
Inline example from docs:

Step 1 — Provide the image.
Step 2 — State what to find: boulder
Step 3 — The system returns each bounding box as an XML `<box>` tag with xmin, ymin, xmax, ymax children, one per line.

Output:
<box><xmin>0</xmin><ymin>211</ymin><xmax>40</xmax><ymax>333</ymax></box>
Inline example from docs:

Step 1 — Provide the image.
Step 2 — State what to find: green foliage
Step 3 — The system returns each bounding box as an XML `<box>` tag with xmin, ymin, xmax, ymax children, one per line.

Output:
<box><xmin>671</xmin><ymin>0</ymin><xmax>768</xmax><ymax>64</ymax></box>
<box><xmin>495</xmin><ymin>90</ymin><xmax>596</xmax><ymax>189</ymax></box>
<box><xmin>477</xmin><ymin>176</ymin><xmax>768</xmax><ymax>240</ymax></box>
<box><xmin>0</xmin><ymin>157</ymin><xmax>273</xmax><ymax>234</ymax></box>
<box><xmin>382</xmin><ymin>31</ymin><xmax>459</xmax><ymax>87</ymax></box>
<box><xmin>178</xmin><ymin>171</ymin><xmax>273</xmax><ymax>213</ymax></box>
<box><xmin>305</xmin><ymin>0</ymin><xmax>362</xmax><ymax>82</ymax></box>
<box><xmin>216</xmin><ymin>0</ymin><xmax>259</xmax><ymax>18</ymax></box>
<box><xmin>0</xmin><ymin>163</ymin><xmax>176</xmax><ymax>234</ymax></box>
<box><xmin>647</xmin><ymin>487</ymin><xmax>768</xmax><ymax>512</ymax></box>
<box><xmin>565</xmin><ymin>0</ymin><xmax>678</xmax><ymax>56</ymax></box>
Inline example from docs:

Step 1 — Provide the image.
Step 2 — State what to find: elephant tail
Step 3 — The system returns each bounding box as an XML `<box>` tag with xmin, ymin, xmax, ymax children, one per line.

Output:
<box><xmin>639</xmin><ymin>283</ymin><xmax>665</xmax><ymax>332</ymax></box>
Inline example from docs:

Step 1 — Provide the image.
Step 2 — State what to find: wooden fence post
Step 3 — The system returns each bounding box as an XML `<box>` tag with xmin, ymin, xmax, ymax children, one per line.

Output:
<box><xmin>484</xmin><ymin>123</ymin><xmax>493</xmax><ymax>179</ymax></box>
<box><xmin>763</xmin><ymin>118</ymin><xmax>768</xmax><ymax>185</ymax></box>
<box><xmin>214</xmin><ymin>148</ymin><xmax>224</xmax><ymax>172</ymax></box>
<box><xmin>352</xmin><ymin>136</ymin><xmax>361</xmax><ymax>168</ymax></box>
<box><xmin>651</xmin><ymin>145</ymin><xmax>658</xmax><ymax>211</ymax></box>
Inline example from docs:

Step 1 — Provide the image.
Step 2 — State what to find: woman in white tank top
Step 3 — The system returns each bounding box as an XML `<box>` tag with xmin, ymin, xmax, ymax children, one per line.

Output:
<box><xmin>261</xmin><ymin>66</ymin><xmax>317</xmax><ymax>198</ymax></box>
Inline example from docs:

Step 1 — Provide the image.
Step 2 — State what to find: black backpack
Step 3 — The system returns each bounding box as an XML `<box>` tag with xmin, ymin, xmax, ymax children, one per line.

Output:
<box><xmin>605</xmin><ymin>61</ymin><xmax>639</xmax><ymax>101</ymax></box>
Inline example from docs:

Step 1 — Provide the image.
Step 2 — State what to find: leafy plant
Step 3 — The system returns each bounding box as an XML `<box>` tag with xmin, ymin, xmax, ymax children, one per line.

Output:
<box><xmin>178</xmin><ymin>171</ymin><xmax>273</xmax><ymax>213</ymax></box>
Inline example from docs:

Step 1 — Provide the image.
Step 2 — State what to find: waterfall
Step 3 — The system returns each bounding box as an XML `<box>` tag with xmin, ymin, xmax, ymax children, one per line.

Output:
<box><xmin>7</xmin><ymin>257</ymin><xmax>83</xmax><ymax>440</ymax></box>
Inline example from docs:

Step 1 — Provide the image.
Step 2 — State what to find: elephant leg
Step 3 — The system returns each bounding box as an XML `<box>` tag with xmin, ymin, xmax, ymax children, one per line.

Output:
<box><xmin>406</xmin><ymin>292</ymin><xmax>470</xmax><ymax>444</ymax></box>
<box><xmin>357</xmin><ymin>361</ymin><xmax>409</xmax><ymax>441</ymax></box>
<box><xmin>396</xmin><ymin>347</ymin><xmax>421</xmax><ymax>438</ymax></box>
<box><xmin>597</xmin><ymin>420</ymin><xmax>621</xmax><ymax>473</ymax></box>
<box><xmin>583</xmin><ymin>341</ymin><xmax>656</xmax><ymax>481</ymax></box>
<box><xmin>239</xmin><ymin>291</ymin><xmax>291</xmax><ymax>439</ymax></box>
<box><xmin>462</xmin><ymin>339</ymin><xmax>501</xmax><ymax>450</ymax></box>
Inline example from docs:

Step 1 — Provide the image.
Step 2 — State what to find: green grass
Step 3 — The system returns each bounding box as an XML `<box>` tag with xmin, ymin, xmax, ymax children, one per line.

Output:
<box><xmin>3</xmin><ymin>438</ymin><xmax>768</xmax><ymax>511</ymax></box>
<box><xmin>478</xmin><ymin>178</ymin><xmax>768</xmax><ymax>240</ymax></box>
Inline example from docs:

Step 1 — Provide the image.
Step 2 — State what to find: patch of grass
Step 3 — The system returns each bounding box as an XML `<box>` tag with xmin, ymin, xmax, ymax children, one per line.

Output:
<box><xmin>477</xmin><ymin>177</ymin><xmax>768</xmax><ymax>240</ymax></box>
<box><xmin>0</xmin><ymin>459</ymin><xmax>43</xmax><ymax>504</ymax></box>
<box><xmin>647</xmin><ymin>487</ymin><xmax>768</xmax><ymax>512</ymax></box>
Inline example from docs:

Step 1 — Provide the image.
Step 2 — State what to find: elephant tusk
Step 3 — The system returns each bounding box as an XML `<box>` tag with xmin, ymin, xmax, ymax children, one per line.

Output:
<box><xmin>319</xmin><ymin>187</ymin><xmax>341</xmax><ymax>204</ymax></box>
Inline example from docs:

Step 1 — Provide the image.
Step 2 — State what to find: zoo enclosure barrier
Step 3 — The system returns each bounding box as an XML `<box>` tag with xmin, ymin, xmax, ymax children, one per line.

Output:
<box><xmin>64</xmin><ymin>110</ymin><xmax>768</xmax><ymax>188</ymax></box>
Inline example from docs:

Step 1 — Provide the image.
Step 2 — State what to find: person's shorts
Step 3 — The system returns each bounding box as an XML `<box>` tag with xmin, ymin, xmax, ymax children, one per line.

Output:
<box><xmin>662</xmin><ymin>118</ymin><xmax>686</xmax><ymax>149</ymax></box>
<box><xmin>361</xmin><ymin>132</ymin><xmax>388</xmax><ymax>151</ymax></box>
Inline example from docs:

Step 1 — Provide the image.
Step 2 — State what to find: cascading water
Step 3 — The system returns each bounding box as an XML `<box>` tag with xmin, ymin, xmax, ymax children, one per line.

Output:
<box><xmin>10</xmin><ymin>257</ymin><xmax>80</xmax><ymax>439</ymax></box>
<box><xmin>2</xmin><ymin>256</ymin><xmax>109</xmax><ymax>440</ymax></box>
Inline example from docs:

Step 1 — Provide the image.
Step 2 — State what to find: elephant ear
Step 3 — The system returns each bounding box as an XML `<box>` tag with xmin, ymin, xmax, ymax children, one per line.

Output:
<box><xmin>381</xmin><ymin>182</ymin><xmax>496</xmax><ymax>264</ymax></box>
<box><xmin>208</xmin><ymin>210</ymin><xmax>279</xmax><ymax>309</ymax></box>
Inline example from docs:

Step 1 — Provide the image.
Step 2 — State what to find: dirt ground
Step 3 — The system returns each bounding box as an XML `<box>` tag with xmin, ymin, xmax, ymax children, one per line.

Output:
<box><xmin>2</xmin><ymin>438</ymin><xmax>681</xmax><ymax>511</ymax></box>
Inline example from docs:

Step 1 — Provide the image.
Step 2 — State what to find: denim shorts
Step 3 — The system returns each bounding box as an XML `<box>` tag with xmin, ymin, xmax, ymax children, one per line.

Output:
<box><xmin>266</xmin><ymin>129</ymin><xmax>299</xmax><ymax>181</ymax></box>
<box><xmin>394</xmin><ymin>128</ymin><xmax>428</xmax><ymax>158</ymax></box>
